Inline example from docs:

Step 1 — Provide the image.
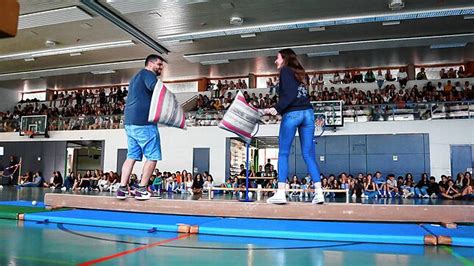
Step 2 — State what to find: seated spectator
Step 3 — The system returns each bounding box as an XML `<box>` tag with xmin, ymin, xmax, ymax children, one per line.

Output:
<box><xmin>439</xmin><ymin>68</ymin><xmax>448</xmax><ymax>79</ymax></box>
<box><xmin>98</xmin><ymin>174</ymin><xmax>110</xmax><ymax>192</ymax></box>
<box><xmin>49</xmin><ymin>171</ymin><xmax>63</xmax><ymax>189</ymax></box>
<box><xmin>316</xmin><ymin>74</ymin><xmax>324</xmax><ymax>91</ymax></box>
<box><xmin>352</xmin><ymin>70</ymin><xmax>363</xmax><ymax>83</ymax></box>
<box><xmin>397</xmin><ymin>67</ymin><xmax>408</xmax><ymax>88</ymax></box>
<box><xmin>416</xmin><ymin>68</ymin><xmax>427</xmax><ymax>80</ymax></box>
<box><xmin>342</xmin><ymin>71</ymin><xmax>352</xmax><ymax>84</ymax></box>
<box><xmin>415</xmin><ymin>173</ymin><xmax>430</xmax><ymax>198</ymax></box>
<box><xmin>310</xmin><ymin>74</ymin><xmax>317</xmax><ymax>91</ymax></box>
<box><xmin>364</xmin><ymin>70</ymin><xmax>376</xmax><ymax>83</ymax></box>
<box><xmin>457</xmin><ymin>66</ymin><xmax>472</xmax><ymax>78</ymax></box>
<box><xmin>363</xmin><ymin>174</ymin><xmax>377</xmax><ymax>198</ymax></box>
<box><xmin>385</xmin><ymin>69</ymin><xmax>396</xmax><ymax>81</ymax></box>
<box><xmin>444</xmin><ymin>80</ymin><xmax>453</xmax><ymax>94</ymax></box>
<box><xmin>447</xmin><ymin>68</ymin><xmax>457</xmax><ymax>79</ymax></box>
<box><xmin>19</xmin><ymin>171</ymin><xmax>44</xmax><ymax>187</ymax></box>
<box><xmin>330</xmin><ymin>72</ymin><xmax>342</xmax><ymax>84</ymax></box>
<box><xmin>435</xmin><ymin>82</ymin><xmax>444</xmax><ymax>92</ymax></box>
<box><xmin>289</xmin><ymin>175</ymin><xmax>301</xmax><ymax>197</ymax></box>
<box><xmin>441</xmin><ymin>179</ymin><xmax>461</xmax><ymax>199</ymax></box>
<box><xmin>385</xmin><ymin>174</ymin><xmax>398</xmax><ymax>197</ymax></box>
<box><xmin>427</xmin><ymin>176</ymin><xmax>440</xmax><ymax>198</ymax></box>
<box><xmin>402</xmin><ymin>173</ymin><xmax>416</xmax><ymax>198</ymax></box>
<box><xmin>192</xmin><ymin>173</ymin><xmax>204</xmax><ymax>194</ymax></box>
<box><xmin>376</xmin><ymin>69</ymin><xmax>385</xmax><ymax>89</ymax></box>
<box><xmin>373</xmin><ymin>171</ymin><xmax>386</xmax><ymax>197</ymax></box>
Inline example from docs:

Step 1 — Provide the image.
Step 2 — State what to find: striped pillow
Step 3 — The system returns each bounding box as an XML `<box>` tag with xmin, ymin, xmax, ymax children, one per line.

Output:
<box><xmin>218</xmin><ymin>91</ymin><xmax>259</xmax><ymax>143</ymax></box>
<box><xmin>148</xmin><ymin>79</ymin><xmax>186</xmax><ymax>129</ymax></box>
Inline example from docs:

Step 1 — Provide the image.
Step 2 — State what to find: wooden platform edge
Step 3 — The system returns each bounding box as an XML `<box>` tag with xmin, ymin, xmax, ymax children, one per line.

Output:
<box><xmin>44</xmin><ymin>193</ymin><xmax>474</xmax><ymax>224</ymax></box>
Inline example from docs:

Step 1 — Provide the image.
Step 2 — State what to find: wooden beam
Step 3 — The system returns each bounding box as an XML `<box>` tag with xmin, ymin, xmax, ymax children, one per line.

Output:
<box><xmin>44</xmin><ymin>194</ymin><xmax>474</xmax><ymax>224</ymax></box>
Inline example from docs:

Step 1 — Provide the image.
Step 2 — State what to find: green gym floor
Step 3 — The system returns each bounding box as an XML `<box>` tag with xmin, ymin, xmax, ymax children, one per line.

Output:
<box><xmin>0</xmin><ymin>187</ymin><xmax>473</xmax><ymax>266</ymax></box>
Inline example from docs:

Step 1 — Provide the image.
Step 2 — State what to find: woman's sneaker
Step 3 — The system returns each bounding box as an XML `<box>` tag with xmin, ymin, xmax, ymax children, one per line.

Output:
<box><xmin>135</xmin><ymin>188</ymin><xmax>151</xmax><ymax>200</ymax></box>
<box><xmin>267</xmin><ymin>189</ymin><xmax>287</xmax><ymax>204</ymax></box>
<box><xmin>311</xmin><ymin>187</ymin><xmax>325</xmax><ymax>204</ymax></box>
<box><xmin>116</xmin><ymin>186</ymin><xmax>129</xmax><ymax>200</ymax></box>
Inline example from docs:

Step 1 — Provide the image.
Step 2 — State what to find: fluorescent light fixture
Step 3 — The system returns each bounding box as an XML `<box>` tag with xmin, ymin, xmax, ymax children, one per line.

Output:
<box><xmin>0</xmin><ymin>40</ymin><xmax>135</xmax><ymax>62</ymax></box>
<box><xmin>19</xmin><ymin>6</ymin><xmax>92</xmax><ymax>29</ymax></box>
<box><xmin>21</xmin><ymin>76</ymin><xmax>41</xmax><ymax>80</ymax></box>
<box><xmin>382</xmin><ymin>21</ymin><xmax>400</xmax><ymax>26</ymax></box>
<box><xmin>430</xmin><ymin>43</ymin><xmax>467</xmax><ymax>49</ymax></box>
<box><xmin>307</xmin><ymin>51</ymin><xmax>340</xmax><ymax>57</ymax></box>
<box><xmin>465</xmin><ymin>15</ymin><xmax>474</xmax><ymax>19</ymax></box>
<box><xmin>200</xmin><ymin>59</ymin><xmax>230</xmax><ymax>65</ymax></box>
<box><xmin>69</xmin><ymin>52</ymin><xmax>82</xmax><ymax>56</ymax></box>
<box><xmin>240</xmin><ymin>33</ymin><xmax>256</xmax><ymax>38</ymax></box>
<box><xmin>24</xmin><ymin>58</ymin><xmax>35</xmax><ymax>62</ymax></box>
<box><xmin>308</xmin><ymin>26</ymin><xmax>325</xmax><ymax>32</ymax></box>
<box><xmin>0</xmin><ymin>59</ymin><xmax>143</xmax><ymax>81</ymax></box>
<box><xmin>91</xmin><ymin>70</ymin><xmax>116</xmax><ymax>75</ymax></box>
<box><xmin>179</xmin><ymin>39</ymin><xmax>194</xmax><ymax>44</ymax></box>
<box><xmin>158</xmin><ymin>6</ymin><xmax>474</xmax><ymax>42</ymax></box>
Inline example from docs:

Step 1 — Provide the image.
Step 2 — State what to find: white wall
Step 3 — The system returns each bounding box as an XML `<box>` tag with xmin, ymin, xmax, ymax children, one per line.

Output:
<box><xmin>0</xmin><ymin>119</ymin><xmax>472</xmax><ymax>183</ymax></box>
<box><xmin>0</xmin><ymin>88</ymin><xmax>20</xmax><ymax>112</ymax></box>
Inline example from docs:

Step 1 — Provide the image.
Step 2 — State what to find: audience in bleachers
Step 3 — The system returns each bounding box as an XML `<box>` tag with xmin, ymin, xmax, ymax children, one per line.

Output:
<box><xmin>0</xmin><ymin>67</ymin><xmax>473</xmax><ymax>133</ymax></box>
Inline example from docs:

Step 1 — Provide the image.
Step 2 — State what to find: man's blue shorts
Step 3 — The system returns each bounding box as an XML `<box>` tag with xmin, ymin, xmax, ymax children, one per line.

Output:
<box><xmin>125</xmin><ymin>124</ymin><xmax>161</xmax><ymax>161</ymax></box>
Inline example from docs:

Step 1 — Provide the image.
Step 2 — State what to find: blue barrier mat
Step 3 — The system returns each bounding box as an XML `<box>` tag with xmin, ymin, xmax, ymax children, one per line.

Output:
<box><xmin>24</xmin><ymin>209</ymin><xmax>221</xmax><ymax>232</ymax></box>
<box><xmin>198</xmin><ymin>218</ymin><xmax>430</xmax><ymax>245</ymax></box>
<box><xmin>0</xmin><ymin>201</ymin><xmax>45</xmax><ymax>208</ymax></box>
<box><xmin>423</xmin><ymin>224</ymin><xmax>474</xmax><ymax>247</ymax></box>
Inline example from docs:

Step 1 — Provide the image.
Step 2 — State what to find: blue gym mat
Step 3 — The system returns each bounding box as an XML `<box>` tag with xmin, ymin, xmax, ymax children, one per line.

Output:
<box><xmin>197</xmin><ymin>217</ymin><xmax>431</xmax><ymax>245</ymax></box>
<box><xmin>422</xmin><ymin>224</ymin><xmax>474</xmax><ymax>247</ymax></box>
<box><xmin>0</xmin><ymin>200</ymin><xmax>45</xmax><ymax>208</ymax></box>
<box><xmin>24</xmin><ymin>209</ymin><xmax>221</xmax><ymax>232</ymax></box>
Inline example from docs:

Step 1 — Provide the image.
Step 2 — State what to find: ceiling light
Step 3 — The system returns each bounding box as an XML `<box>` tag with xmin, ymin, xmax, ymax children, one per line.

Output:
<box><xmin>69</xmin><ymin>52</ymin><xmax>82</xmax><ymax>56</ymax></box>
<box><xmin>91</xmin><ymin>70</ymin><xmax>116</xmax><ymax>75</ymax></box>
<box><xmin>382</xmin><ymin>21</ymin><xmax>400</xmax><ymax>26</ymax></box>
<box><xmin>0</xmin><ymin>59</ymin><xmax>143</xmax><ymax>81</ymax></box>
<box><xmin>24</xmin><ymin>58</ymin><xmax>35</xmax><ymax>62</ymax></box>
<box><xmin>307</xmin><ymin>51</ymin><xmax>340</xmax><ymax>57</ymax></box>
<box><xmin>179</xmin><ymin>39</ymin><xmax>194</xmax><ymax>44</ymax></box>
<box><xmin>430</xmin><ymin>43</ymin><xmax>467</xmax><ymax>49</ymax></box>
<box><xmin>21</xmin><ymin>76</ymin><xmax>41</xmax><ymax>80</ymax></box>
<box><xmin>308</xmin><ymin>26</ymin><xmax>325</xmax><ymax>32</ymax></box>
<box><xmin>230</xmin><ymin>16</ymin><xmax>244</xmax><ymax>26</ymax></box>
<box><xmin>389</xmin><ymin>0</ymin><xmax>404</xmax><ymax>11</ymax></box>
<box><xmin>240</xmin><ymin>33</ymin><xmax>256</xmax><ymax>38</ymax></box>
<box><xmin>19</xmin><ymin>6</ymin><xmax>92</xmax><ymax>29</ymax></box>
<box><xmin>0</xmin><ymin>40</ymin><xmax>135</xmax><ymax>62</ymax></box>
<box><xmin>200</xmin><ymin>59</ymin><xmax>230</xmax><ymax>65</ymax></box>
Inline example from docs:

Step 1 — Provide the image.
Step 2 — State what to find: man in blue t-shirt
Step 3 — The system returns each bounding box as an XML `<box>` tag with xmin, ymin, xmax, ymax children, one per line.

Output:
<box><xmin>117</xmin><ymin>54</ymin><xmax>165</xmax><ymax>201</ymax></box>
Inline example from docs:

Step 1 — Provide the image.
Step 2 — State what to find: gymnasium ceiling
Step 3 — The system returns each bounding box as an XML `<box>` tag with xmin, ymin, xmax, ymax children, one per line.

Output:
<box><xmin>0</xmin><ymin>0</ymin><xmax>473</xmax><ymax>89</ymax></box>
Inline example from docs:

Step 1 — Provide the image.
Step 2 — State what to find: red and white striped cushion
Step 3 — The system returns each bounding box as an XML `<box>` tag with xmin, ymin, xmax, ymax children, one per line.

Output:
<box><xmin>148</xmin><ymin>79</ymin><xmax>186</xmax><ymax>129</ymax></box>
<box><xmin>218</xmin><ymin>91</ymin><xmax>259</xmax><ymax>143</ymax></box>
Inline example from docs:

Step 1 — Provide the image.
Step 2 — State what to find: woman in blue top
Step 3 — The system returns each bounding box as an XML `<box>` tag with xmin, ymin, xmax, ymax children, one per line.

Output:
<box><xmin>263</xmin><ymin>48</ymin><xmax>324</xmax><ymax>204</ymax></box>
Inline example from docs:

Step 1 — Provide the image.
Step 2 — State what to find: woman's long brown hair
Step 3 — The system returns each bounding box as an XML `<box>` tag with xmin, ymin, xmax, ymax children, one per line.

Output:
<box><xmin>278</xmin><ymin>48</ymin><xmax>306</xmax><ymax>84</ymax></box>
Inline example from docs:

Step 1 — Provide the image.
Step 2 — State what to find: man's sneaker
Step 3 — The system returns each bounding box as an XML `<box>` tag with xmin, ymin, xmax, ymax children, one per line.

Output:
<box><xmin>312</xmin><ymin>187</ymin><xmax>325</xmax><ymax>204</ymax></box>
<box><xmin>116</xmin><ymin>186</ymin><xmax>129</xmax><ymax>200</ymax></box>
<box><xmin>135</xmin><ymin>188</ymin><xmax>151</xmax><ymax>200</ymax></box>
<box><xmin>267</xmin><ymin>189</ymin><xmax>287</xmax><ymax>204</ymax></box>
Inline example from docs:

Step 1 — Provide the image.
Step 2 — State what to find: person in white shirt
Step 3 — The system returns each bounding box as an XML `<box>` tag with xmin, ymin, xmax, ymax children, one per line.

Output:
<box><xmin>310</xmin><ymin>74</ymin><xmax>317</xmax><ymax>92</ymax></box>
<box><xmin>397</xmin><ymin>67</ymin><xmax>408</xmax><ymax>88</ymax></box>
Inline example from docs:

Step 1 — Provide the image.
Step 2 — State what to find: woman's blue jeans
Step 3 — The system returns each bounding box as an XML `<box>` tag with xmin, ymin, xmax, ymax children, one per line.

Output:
<box><xmin>278</xmin><ymin>109</ymin><xmax>321</xmax><ymax>183</ymax></box>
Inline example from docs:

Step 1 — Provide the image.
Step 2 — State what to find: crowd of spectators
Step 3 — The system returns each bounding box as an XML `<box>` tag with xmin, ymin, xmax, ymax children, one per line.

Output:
<box><xmin>13</xmin><ymin>166</ymin><xmax>473</xmax><ymax>201</ymax></box>
<box><xmin>0</xmin><ymin>67</ymin><xmax>473</xmax><ymax>132</ymax></box>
